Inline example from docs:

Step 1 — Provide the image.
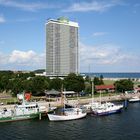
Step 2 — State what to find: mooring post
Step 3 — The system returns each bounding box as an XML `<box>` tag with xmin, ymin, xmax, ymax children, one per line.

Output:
<box><xmin>39</xmin><ymin>113</ymin><xmax>41</xmax><ymax>120</ymax></box>
<box><xmin>123</xmin><ymin>99</ymin><xmax>128</xmax><ymax>109</ymax></box>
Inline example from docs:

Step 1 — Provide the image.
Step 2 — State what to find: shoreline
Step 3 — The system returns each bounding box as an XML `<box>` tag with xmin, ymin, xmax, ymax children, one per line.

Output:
<box><xmin>1</xmin><ymin>93</ymin><xmax>140</xmax><ymax>112</ymax></box>
<box><xmin>103</xmin><ymin>78</ymin><xmax>140</xmax><ymax>81</ymax></box>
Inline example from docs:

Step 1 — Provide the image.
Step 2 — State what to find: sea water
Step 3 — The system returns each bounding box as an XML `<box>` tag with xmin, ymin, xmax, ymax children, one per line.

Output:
<box><xmin>83</xmin><ymin>72</ymin><xmax>140</xmax><ymax>78</ymax></box>
<box><xmin>0</xmin><ymin>103</ymin><xmax>140</xmax><ymax>140</ymax></box>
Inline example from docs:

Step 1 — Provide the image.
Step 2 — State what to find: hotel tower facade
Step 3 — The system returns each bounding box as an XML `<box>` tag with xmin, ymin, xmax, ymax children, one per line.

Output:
<box><xmin>46</xmin><ymin>17</ymin><xmax>79</xmax><ymax>76</ymax></box>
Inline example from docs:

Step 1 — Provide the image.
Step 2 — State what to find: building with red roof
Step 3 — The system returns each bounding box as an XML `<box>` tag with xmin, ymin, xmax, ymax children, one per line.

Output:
<box><xmin>95</xmin><ymin>85</ymin><xmax>115</xmax><ymax>93</ymax></box>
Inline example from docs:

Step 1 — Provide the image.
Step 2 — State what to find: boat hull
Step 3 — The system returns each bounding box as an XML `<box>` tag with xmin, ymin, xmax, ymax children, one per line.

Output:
<box><xmin>0</xmin><ymin>113</ymin><xmax>39</xmax><ymax>123</ymax></box>
<box><xmin>129</xmin><ymin>99</ymin><xmax>140</xmax><ymax>103</ymax></box>
<box><xmin>129</xmin><ymin>96</ymin><xmax>140</xmax><ymax>103</ymax></box>
<box><xmin>93</xmin><ymin>108</ymin><xmax>122</xmax><ymax>116</ymax></box>
<box><xmin>48</xmin><ymin>113</ymin><xmax>87</xmax><ymax>121</ymax></box>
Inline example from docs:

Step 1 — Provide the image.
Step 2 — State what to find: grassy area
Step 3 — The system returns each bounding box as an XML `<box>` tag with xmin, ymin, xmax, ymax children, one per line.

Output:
<box><xmin>103</xmin><ymin>79</ymin><xmax>140</xmax><ymax>87</ymax></box>
<box><xmin>0</xmin><ymin>92</ymin><xmax>17</xmax><ymax>105</ymax></box>
<box><xmin>103</xmin><ymin>79</ymin><xmax>115</xmax><ymax>85</ymax></box>
<box><xmin>0</xmin><ymin>97</ymin><xmax>17</xmax><ymax>105</ymax></box>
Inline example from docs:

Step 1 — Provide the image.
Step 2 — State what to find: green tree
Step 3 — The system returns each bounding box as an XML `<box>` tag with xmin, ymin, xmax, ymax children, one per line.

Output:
<box><xmin>14</xmin><ymin>72</ymin><xmax>35</xmax><ymax>80</ymax></box>
<box><xmin>30</xmin><ymin>76</ymin><xmax>49</xmax><ymax>96</ymax></box>
<box><xmin>49</xmin><ymin>78</ymin><xmax>62</xmax><ymax>91</ymax></box>
<box><xmin>0</xmin><ymin>71</ymin><xmax>14</xmax><ymax>91</ymax></box>
<box><xmin>0</xmin><ymin>75</ymin><xmax>10</xmax><ymax>91</ymax></box>
<box><xmin>84</xmin><ymin>81</ymin><xmax>91</xmax><ymax>94</ymax></box>
<box><xmin>64</xmin><ymin>73</ymin><xmax>85</xmax><ymax>92</ymax></box>
<box><xmin>9</xmin><ymin>78</ymin><xmax>24</xmax><ymax>96</ymax></box>
<box><xmin>0</xmin><ymin>71</ymin><xmax>48</xmax><ymax>96</ymax></box>
<box><xmin>114</xmin><ymin>79</ymin><xmax>134</xmax><ymax>93</ymax></box>
<box><xmin>85</xmin><ymin>76</ymin><xmax>91</xmax><ymax>82</ymax></box>
<box><xmin>22</xmin><ymin>79</ymin><xmax>34</xmax><ymax>92</ymax></box>
<box><xmin>99</xmin><ymin>75</ymin><xmax>104</xmax><ymax>85</ymax></box>
<box><xmin>94</xmin><ymin>77</ymin><xmax>104</xmax><ymax>85</ymax></box>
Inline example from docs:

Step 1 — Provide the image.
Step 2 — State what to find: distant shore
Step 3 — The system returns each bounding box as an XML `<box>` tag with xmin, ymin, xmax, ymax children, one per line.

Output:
<box><xmin>104</xmin><ymin>78</ymin><xmax>140</xmax><ymax>81</ymax></box>
<box><xmin>83</xmin><ymin>72</ymin><xmax>140</xmax><ymax>79</ymax></box>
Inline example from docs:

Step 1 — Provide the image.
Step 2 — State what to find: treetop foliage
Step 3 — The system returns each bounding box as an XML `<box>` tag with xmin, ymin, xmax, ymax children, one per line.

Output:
<box><xmin>114</xmin><ymin>79</ymin><xmax>134</xmax><ymax>93</ymax></box>
<box><xmin>0</xmin><ymin>71</ymin><xmax>134</xmax><ymax>96</ymax></box>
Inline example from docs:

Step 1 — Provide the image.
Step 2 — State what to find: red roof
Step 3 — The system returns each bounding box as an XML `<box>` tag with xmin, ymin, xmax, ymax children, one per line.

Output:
<box><xmin>95</xmin><ymin>85</ymin><xmax>115</xmax><ymax>90</ymax></box>
<box><xmin>135</xmin><ymin>88</ymin><xmax>140</xmax><ymax>91</ymax></box>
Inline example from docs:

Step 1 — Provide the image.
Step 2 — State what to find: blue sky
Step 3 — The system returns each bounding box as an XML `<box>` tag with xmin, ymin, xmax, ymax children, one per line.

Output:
<box><xmin>0</xmin><ymin>0</ymin><xmax>140</xmax><ymax>72</ymax></box>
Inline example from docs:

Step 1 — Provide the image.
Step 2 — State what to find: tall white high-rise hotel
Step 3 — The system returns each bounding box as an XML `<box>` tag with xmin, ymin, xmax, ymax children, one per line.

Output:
<box><xmin>46</xmin><ymin>17</ymin><xmax>79</xmax><ymax>76</ymax></box>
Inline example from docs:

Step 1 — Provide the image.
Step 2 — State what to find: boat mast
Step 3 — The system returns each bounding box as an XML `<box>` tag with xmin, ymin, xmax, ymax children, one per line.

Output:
<box><xmin>100</xmin><ymin>90</ymin><xmax>102</xmax><ymax>105</ymax></box>
<box><xmin>61</xmin><ymin>84</ymin><xmax>65</xmax><ymax>110</ymax></box>
<box><xmin>91</xmin><ymin>79</ymin><xmax>94</xmax><ymax>104</ymax></box>
<box><xmin>63</xmin><ymin>92</ymin><xmax>65</xmax><ymax>110</ymax></box>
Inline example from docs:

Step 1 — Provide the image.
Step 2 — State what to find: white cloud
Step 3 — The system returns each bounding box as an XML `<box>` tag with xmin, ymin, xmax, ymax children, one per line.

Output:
<box><xmin>79</xmin><ymin>42</ymin><xmax>131</xmax><ymax>67</ymax></box>
<box><xmin>0</xmin><ymin>47</ymin><xmax>139</xmax><ymax>72</ymax></box>
<box><xmin>0</xmin><ymin>50</ymin><xmax>45</xmax><ymax>70</ymax></box>
<box><xmin>0</xmin><ymin>0</ymin><xmax>56</xmax><ymax>11</ymax></box>
<box><xmin>63</xmin><ymin>0</ymin><xmax>123</xmax><ymax>12</ymax></box>
<box><xmin>9</xmin><ymin>50</ymin><xmax>36</xmax><ymax>63</ymax></box>
<box><xmin>0</xmin><ymin>15</ymin><xmax>6</xmax><ymax>23</ymax></box>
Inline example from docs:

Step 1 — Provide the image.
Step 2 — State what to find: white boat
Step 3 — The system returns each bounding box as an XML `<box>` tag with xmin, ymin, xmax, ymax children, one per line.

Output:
<box><xmin>0</xmin><ymin>102</ymin><xmax>40</xmax><ymax>122</ymax></box>
<box><xmin>82</xmin><ymin>102</ymin><xmax>100</xmax><ymax>112</ymax></box>
<box><xmin>88</xmin><ymin>82</ymin><xmax>123</xmax><ymax>116</ymax></box>
<box><xmin>48</xmin><ymin>108</ymin><xmax>86</xmax><ymax>121</ymax></box>
<box><xmin>81</xmin><ymin>80</ymin><xmax>101</xmax><ymax>113</ymax></box>
<box><xmin>92</xmin><ymin>102</ymin><xmax>123</xmax><ymax>116</ymax></box>
<box><xmin>129</xmin><ymin>96</ymin><xmax>140</xmax><ymax>102</ymax></box>
<box><xmin>47</xmin><ymin>91</ymin><xmax>87</xmax><ymax>121</ymax></box>
<box><xmin>0</xmin><ymin>92</ymin><xmax>45</xmax><ymax>122</ymax></box>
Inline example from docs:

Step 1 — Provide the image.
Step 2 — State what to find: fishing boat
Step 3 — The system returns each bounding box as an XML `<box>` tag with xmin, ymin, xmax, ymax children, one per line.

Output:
<box><xmin>90</xmin><ymin>86</ymin><xmax>123</xmax><ymax>116</ymax></box>
<box><xmin>48</xmin><ymin>107</ymin><xmax>86</xmax><ymax>121</ymax></box>
<box><xmin>92</xmin><ymin>102</ymin><xmax>123</xmax><ymax>116</ymax></box>
<box><xmin>0</xmin><ymin>92</ymin><xmax>45</xmax><ymax>122</ymax></box>
<box><xmin>47</xmin><ymin>91</ymin><xmax>87</xmax><ymax>121</ymax></box>
<box><xmin>129</xmin><ymin>96</ymin><xmax>140</xmax><ymax>103</ymax></box>
<box><xmin>81</xmin><ymin>80</ymin><xmax>100</xmax><ymax>113</ymax></box>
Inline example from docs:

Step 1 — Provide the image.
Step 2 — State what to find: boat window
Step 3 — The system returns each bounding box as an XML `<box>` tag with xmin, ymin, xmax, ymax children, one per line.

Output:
<box><xmin>3</xmin><ymin>108</ymin><xmax>7</xmax><ymax>112</ymax></box>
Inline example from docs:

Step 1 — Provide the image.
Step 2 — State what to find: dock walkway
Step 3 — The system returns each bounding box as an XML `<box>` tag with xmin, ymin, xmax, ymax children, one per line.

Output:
<box><xmin>0</xmin><ymin>93</ymin><xmax>140</xmax><ymax>112</ymax></box>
